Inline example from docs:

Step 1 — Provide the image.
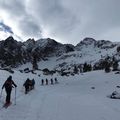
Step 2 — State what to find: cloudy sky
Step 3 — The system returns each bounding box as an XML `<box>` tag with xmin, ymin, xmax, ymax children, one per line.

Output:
<box><xmin>0</xmin><ymin>0</ymin><xmax>120</xmax><ymax>45</ymax></box>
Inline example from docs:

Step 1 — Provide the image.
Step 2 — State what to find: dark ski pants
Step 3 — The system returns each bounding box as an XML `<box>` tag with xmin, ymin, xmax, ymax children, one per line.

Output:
<box><xmin>5</xmin><ymin>89</ymin><xmax>12</xmax><ymax>104</ymax></box>
<box><xmin>25</xmin><ymin>86</ymin><xmax>29</xmax><ymax>94</ymax></box>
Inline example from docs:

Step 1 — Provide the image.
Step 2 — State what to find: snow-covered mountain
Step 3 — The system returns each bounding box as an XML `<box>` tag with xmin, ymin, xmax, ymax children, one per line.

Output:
<box><xmin>0</xmin><ymin>36</ymin><xmax>120</xmax><ymax>72</ymax></box>
<box><xmin>56</xmin><ymin>38</ymin><xmax>119</xmax><ymax>69</ymax></box>
<box><xmin>1</xmin><ymin>36</ymin><xmax>120</xmax><ymax>120</ymax></box>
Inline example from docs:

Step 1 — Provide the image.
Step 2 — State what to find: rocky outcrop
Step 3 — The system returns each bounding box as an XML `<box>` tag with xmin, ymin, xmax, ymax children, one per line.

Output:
<box><xmin>0</xmin><ymin>36</ymin><xmax>74</xmax><ymax>67</ymax></box>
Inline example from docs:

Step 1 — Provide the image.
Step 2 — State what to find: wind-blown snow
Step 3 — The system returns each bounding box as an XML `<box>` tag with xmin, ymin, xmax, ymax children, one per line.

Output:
<box><xmin>0</xmin><ymin>69</ymin><xmax>120</xmax><ymax>120</ymax></box>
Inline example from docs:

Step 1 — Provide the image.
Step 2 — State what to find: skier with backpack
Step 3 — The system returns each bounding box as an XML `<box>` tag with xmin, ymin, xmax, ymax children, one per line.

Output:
<box><xmin>29</xmin><ymin>79</ymin><xmax>35</xmax><ymax>90</ymax></box>
<box><xmin>2</xmin><ymin>75</ymin><xmax>17</xmax><ymax>106</ymax></box>
<box><xmin>23</xmin><ymin>78</ymin><xmax>31</xmax><ymax>94</ymax></box>
<box><xmin>31</xmin><ymin>79</ymin><xmax>35</xmax><ymax>89</ymax></box>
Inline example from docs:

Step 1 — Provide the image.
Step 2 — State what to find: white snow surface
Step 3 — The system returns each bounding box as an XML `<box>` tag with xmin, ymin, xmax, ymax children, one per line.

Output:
<box><xmin>0</xmin><ymin>69</ymin><xmax>120</xmax><ymax>120</ymax></box>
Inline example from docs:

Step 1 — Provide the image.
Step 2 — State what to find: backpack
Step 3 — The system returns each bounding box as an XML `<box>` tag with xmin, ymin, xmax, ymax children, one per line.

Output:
<box><xmin>5</xmin><ymin>80</ymin><xmax>13</xmax><ymax>90</ymax></box>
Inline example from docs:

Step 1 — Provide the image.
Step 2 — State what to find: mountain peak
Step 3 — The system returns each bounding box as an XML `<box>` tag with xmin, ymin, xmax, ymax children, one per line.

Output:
<box><xmin>5</xmin><ymin>36</ymin><xmax>14</xmax><ymax>41</ymax></box>
<box><xmin>75</xmin><ymin>37</ymin><xmax>96</xmax><ymax>50</ymax></box>
<box><xmin>3</xmin><ymin>36</ymin><xmax>18</xmax><ymax>47</ymax></box>
<box><xmin>79</xmin><ymin>37</ymin><xmax>96</xmax><ymax>45</ymax></box>
<box><xmin>26</xmin><ymin>38</ymin><xmax>35</xmax><ymax>42</ymax></box>
<box><xmin>83</xmin><ymin>37</ymin><xmax>96</xmax><ymax>41</ymax></box>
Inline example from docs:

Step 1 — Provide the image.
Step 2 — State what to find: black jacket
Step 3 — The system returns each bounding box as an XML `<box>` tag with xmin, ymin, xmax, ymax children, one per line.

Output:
<box><xmin>2</xmin><ymin>79</ymin><xmax>17</xmax><ymax>91</ymax></box>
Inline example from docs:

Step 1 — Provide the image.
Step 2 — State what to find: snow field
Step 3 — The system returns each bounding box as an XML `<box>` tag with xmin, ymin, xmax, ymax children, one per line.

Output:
<box><xmin>0</xmin><ymin>70</ymin><xmax>120</xmax><ymax>120</ymax></box>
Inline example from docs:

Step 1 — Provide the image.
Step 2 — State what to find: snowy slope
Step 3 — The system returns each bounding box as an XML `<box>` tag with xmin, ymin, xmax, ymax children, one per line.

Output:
<box><xmin>19</xmin><ymin>37</ymin><xmax>120</xmax><ymax>71</ymax></box>
<box><xmin>0</xmin><ymin>69</ymin><xmax>120</xmax><ymax>120</ymax></box>
<box><xmin>56</xmin><ymin>39</ymin><xmax>118</xmax><ymax>65</ymax></box>
<box><xmin>16</xmin><ymin>41</ymin><xmax>118</xmax><ymax>71</ymax></box>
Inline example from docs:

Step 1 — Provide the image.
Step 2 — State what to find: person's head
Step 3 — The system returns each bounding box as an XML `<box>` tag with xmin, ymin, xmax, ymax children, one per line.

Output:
<box><xmin>7</xmin><ymin>75</ymin><xmax>12</xmax><ymax>81</ymax></box>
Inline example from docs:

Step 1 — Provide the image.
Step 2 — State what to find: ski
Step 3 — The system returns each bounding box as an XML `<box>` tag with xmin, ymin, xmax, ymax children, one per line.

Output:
<box><xmin>3</xmin><ymin>102</ymin><xmax>12</xmax><ymax>109</ymax></box>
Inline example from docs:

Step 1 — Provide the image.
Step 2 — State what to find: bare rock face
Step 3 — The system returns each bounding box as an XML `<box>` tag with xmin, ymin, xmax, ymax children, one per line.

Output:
<box><xmin>0</xmin><ymin>36</ymin><xmax>24</xmax><ymax>67</ymax></box>
<box><xmin>0</xmin><ymin>36</ymin><xmax>74</xmax><ymax>68</ymax></box>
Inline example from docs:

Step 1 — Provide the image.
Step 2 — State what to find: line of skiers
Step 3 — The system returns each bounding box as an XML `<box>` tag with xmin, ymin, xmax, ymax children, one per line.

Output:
<box><xmin>41</xmin><ymin>78</ymin><xmax>58</xmax><ymax>85</ymax></box>
<box><xmin>1</xmin><ymin>76</ymin><xmax>58</xmax><ymax>106</ymax></box>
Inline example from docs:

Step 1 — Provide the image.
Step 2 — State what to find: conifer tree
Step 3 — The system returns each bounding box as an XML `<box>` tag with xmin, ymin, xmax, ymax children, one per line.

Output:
<box><xmin>32</xmin><ymin>56</ymin><xmax>38</xmax><ymax>70</ymax></box>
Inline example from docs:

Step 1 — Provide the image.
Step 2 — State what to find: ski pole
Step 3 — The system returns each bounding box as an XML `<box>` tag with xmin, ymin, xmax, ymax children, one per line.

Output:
<box><xmin>0</xmin><ymin>89</ymin><xmax>3</xmax><ymax>102</ymax></box>
<box><xmin>15</xmin><ymin>87</ymin><xmax>16</xmax><ymax>105</ymax></box>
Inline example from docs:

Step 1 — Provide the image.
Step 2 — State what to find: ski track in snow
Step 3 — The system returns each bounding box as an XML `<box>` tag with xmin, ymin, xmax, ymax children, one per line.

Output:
<box><xmin>0</xmin><ymin>70</ymin><xmax>120</xmax><ymax>120</ymax></box>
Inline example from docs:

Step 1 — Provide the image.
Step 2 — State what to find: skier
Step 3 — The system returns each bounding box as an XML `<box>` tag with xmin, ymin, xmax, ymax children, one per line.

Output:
<box><xmin>2</xmin><ymin>76</ymin><xmax>17</xmax><ymax>105</ymax></box>
<box><xmin>46</xmin><ymin>79</ymin><xmax>48</xmax><ymax>85</ymax></box>
<box><xmin>31</xmin><ymin>79</ymin><xmax>35</xmax><ymax>89</ymax></box>
<box><xmin>23</xmin><ymin>78</ymin><xmax>31</xmax><ymax>94</ymax></box>
<box><xmin>41</xmin><ymin>79</ymin><xmax>44</xmax><ymax>85</ymax></box>
<box><xmin>50</xmin><ymin>78</ymin><xmax>54</xmax><ymax>85</ymax></box>
<box><xmin>55</xmin><ymin>78</ymin><xmax>58</xmax><ymax>84</ymax></box>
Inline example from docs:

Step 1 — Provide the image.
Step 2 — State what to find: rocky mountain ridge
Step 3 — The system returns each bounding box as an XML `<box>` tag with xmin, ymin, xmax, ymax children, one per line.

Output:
<box><xmin>0</xmin><ymin>36</ymin><xmax>120</xmax><ymax>69</ymax></box>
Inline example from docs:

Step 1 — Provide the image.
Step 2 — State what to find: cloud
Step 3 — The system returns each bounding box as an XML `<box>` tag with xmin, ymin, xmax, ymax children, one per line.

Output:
<box><xmin>0</xmin><ymin>0</ymin><xmax>42</xmax><ymax>40</ymax></box>
<box><xmin>26</xmin><ymin>0</ymin><xmax>80</xmax><ymax>42</ymax></box>
<box><xmin>0</xmin><ymin>21</ymin><xmax>13</xmax><ymax>34</ymax></box>
<box><xmin>0</xmin><ymin>0</ymin><xmax>26</xmax><ymax>17</ymax></box>
<box><xmin>0</xmin><ymin>0</ymin><xmax>120</xmax><ymax>44</ymax></box>
<box><xmin>17</xmin><ymin>15</ymin><xmax>42</xmax><ymax>39</ymax></box>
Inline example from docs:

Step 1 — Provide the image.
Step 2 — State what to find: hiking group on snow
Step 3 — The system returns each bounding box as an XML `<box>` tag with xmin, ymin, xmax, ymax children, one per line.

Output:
<box><xmin>41</xmin><ymin>78</ymin><xmax>58</xmax><ymax>85</ymax></box>
<box><xmin>0</xmin><ymin>76</ymin><xmax>58</xmax><ymax>108</ymax></box>
<box><xmin>23</xmin><ymin>78</ymin><xmax>35</xmax><ymax>94</ymax></box>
